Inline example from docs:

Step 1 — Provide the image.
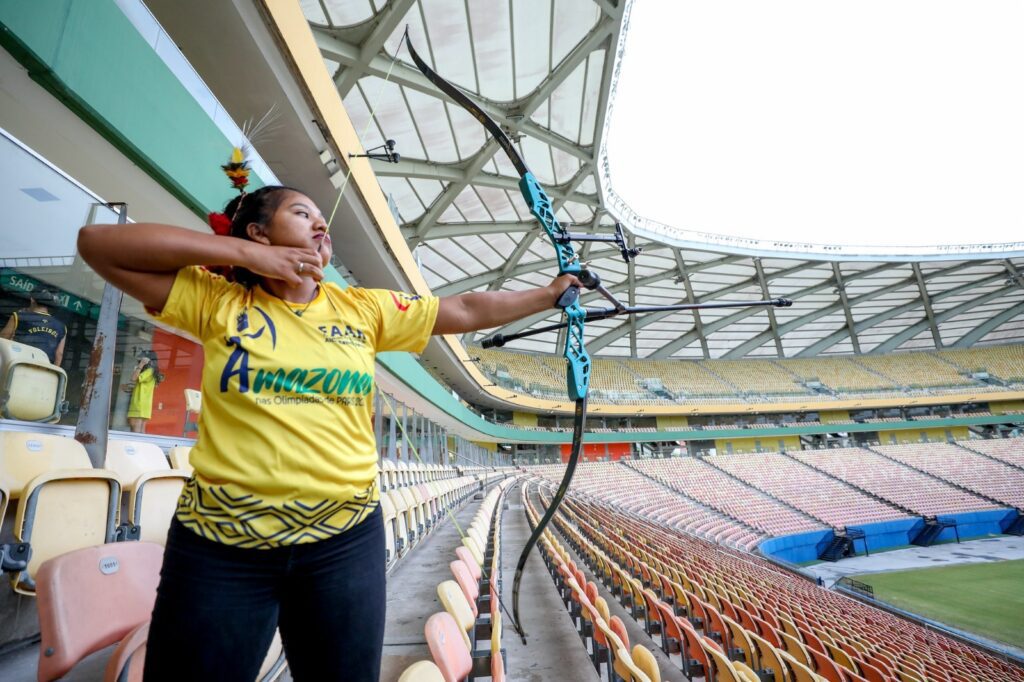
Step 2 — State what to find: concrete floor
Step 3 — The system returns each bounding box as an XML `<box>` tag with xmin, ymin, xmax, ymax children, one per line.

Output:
<box><xmin>801</xmin><ymin>535</ymin><xmax>1024</xmax><ymax>586</ymax></box>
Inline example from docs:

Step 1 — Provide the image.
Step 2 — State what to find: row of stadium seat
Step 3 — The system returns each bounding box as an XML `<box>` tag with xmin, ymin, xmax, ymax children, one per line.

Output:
<box><xmin>0</xmin><ymin>432</ymin><xmax>189</xmax><ymax>594</ymax></box>
<box><xmin>627</xmin><ymin>458</ymin><xmax>824</xmax><ymax>537</ymax></box>
<box><xmin>375</xmin><ymin>467</ymin><xmax>496</xmax><ymax>571</ymax></box>
<box><xmin>548</xmin><ymin>489</ymin><xmax>1023</xmax><ymax>682</ymax></box>
<box><xmin>380</xmin><ymin>458</ymin><xmax>464</xmax><ymax>491</ymax></box>
<box><xmin>874</xmin><ymin>443</ymin><xmax>1024</xmax><ymax>509</ymax></box>
<box><xmin>0</xmin><ymin>429</ymin><xmax>494</xmax><ymax>596</ymax></box>
<box><xmin>400</xmin><ymin>478</ymin><xmax>514</xmax><ymax>681</ymax></box>
<box><xmin>531</xmin><ymin>439</ymin><xmax>1022</xmax><ymax>543</ymax></box>
<box><xmin>472</xmin><ymin>343</ymin><xmax>1024</xmax><ymax>403</ymax></box>
<box><xmin>792</xmin><ymin>448</ymin><xmax>997</xmax><ymax>517</ymax></box>
<box><xmin>523</xmin><ymin>480</ymin><xmax>662</xmax><ymax>681</ymax></box>
<box><xmin>534</xmin><ymin>462</ymin><xmax>764</xmax><ymax>550</ymax></box>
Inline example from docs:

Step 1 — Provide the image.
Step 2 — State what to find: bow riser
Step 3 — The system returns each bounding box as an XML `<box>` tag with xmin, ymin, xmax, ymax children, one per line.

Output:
<box><xmin>519</xmin><ymin>172</ymin><xmax>591</xmax><ymax>400</ymax></box>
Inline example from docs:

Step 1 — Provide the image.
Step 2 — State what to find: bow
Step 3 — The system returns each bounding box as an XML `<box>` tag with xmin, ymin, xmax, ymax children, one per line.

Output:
<box><xmin>405</xmin><ymin>33</ymin><xmax>792</xmax><ymax>642</ymax></box>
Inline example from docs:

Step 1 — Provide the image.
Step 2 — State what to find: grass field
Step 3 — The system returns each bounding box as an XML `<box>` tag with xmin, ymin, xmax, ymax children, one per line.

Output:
<box><xmin>854</xmin><ymin>560</ymin><xmax>1024</xmax><ymax>649</ymax></box>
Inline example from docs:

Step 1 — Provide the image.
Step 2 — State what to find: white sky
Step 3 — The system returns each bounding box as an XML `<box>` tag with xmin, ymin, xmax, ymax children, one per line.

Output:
<box><xmin>605</xmin><ymin>1</ymin><xmax>1024</xmax><ymax>247</ymax></box>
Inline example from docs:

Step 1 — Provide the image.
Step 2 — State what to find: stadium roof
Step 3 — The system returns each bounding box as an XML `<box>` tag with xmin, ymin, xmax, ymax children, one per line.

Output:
<box><xmin>304</xmin><ymin>0</ymin><xmax>1024</xmax><ymax>360</ymax></box>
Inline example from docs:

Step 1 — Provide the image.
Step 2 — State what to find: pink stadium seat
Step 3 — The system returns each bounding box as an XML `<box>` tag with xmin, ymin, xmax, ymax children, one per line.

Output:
<box><xmin>35</xmin><ymin>542</ymin><xmax>163</xmax><ymax>681</ymax></box>
<box><xmin>102</xmin><ymin>621</ymin><xmax>149</xmax><ymax>682</ymax></box>
<box><xmin>450</xmin><ymin>559</ymin><xmax>480</xmax><ymax>617</ymax></box>
<box><xmin>424</xmin><ymin>611</ymin><xmax>472</xmax><ymax>682</ymax></box>
<box><xmin>455</xmin><ymin>546</ymin><xmax>482</xmax><ymax>582</ymax></box>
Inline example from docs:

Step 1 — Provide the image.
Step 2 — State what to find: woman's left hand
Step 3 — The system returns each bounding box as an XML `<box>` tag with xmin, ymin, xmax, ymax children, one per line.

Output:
<box><xmin>545</xmin><ymin>273</ymin><xmax>583</xmax><ymax>307</ymax></box>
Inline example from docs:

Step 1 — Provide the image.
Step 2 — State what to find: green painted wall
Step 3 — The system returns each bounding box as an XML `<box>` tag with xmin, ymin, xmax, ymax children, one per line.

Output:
<box><xmin>0</xmin><ymin>0</ymin><xmax>266</xmax><ymax>216</ymax></box>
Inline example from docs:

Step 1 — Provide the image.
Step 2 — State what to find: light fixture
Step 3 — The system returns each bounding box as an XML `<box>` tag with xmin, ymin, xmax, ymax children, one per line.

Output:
<box><xmin>349</xmin><ymin>139</ymin><xmax>400</xmax><ymax>163</ymax></box>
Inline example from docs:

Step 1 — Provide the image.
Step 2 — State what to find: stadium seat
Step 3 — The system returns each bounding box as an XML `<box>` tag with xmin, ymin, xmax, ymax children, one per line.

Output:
<box><xmin>128</xmin><ymin>470</ymin><xmax>188</xmax><ymax>544</ymax></box>
<box><xmin>35</xmin><ymin>542</ymin><xmax>163</xmax><ymax>681</ymax></box>
<box><xmin>0</xmin><ymin>338</ymin><xmax>67</xmax><ymax>423</ymax></box>
<box><xmin>102</xmin><ymin>621</ymin><xmax>148</xmax><ymax>682</ymax></box>
<box><xmin>104</xmin><ymin>439</ymin><xmax>170</xmax><ymax>489</ymax></box>
<box><xmin>450</xmin><ymin>559</ymin><xmax>480</xmax><ymax>617</ymax></box>
<box><xmin>182</xmin><ymin>388</ymin><xmax>201</xmax><ymax>435</ymax></box>
<box><xmin>437</xmin><ymin>580</ymin><xmax>476</xmax><ymax>650</ymax></box>
<box><xmin>631</xmin><ymin>644</ymin><xmax>661</xmax><ymax>682</ymax></box>
<box><xmin>398</xmin><ymin>660</ymin><xmax>446</xmax><ymax>682</ymax></box>
<box><xmin>455</xmin><ymin>546</ymin><xmax>482</xmax><ymax>582</ymax></box>
<box><xmin>424</xmin><ymin>611</ymin><xmax>472</xmax><ymax>682</ymax></box>
<box><xmin>11</xmin><ymin>469</ymin><xmax>120</xmax><ymax>594</ymax></box>
<box><xmin>167</xmin><ymin>445</ymin><xmax>193</xmax><ymax>476</ymax></box>
<box><xmin>379</xmin><ymin>493</ymin><xmax>398</xmax><ymax>566</ymax></box>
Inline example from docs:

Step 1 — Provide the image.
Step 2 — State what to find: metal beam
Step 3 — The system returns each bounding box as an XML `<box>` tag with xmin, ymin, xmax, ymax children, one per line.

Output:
<box><xmin>796</xmin><ymin>270</ymin><xmax>1006</xmax><ymax>357</ymax></box>
<box><xmin>651</xmin><ymin>262</ymin><xmax>893</xmax><ymax>359</ymax></box>
<box><xmin>371</xmin><ymin>158</ymin><xmax>599</xmax><ymax>209</ymax></box>
<box><xmin>402</xmin><ymin>220</ymin><xmax>617</xmax><ymax>240</ymax></box>
<box><xmin>332</xmin><ymin>0</ymin><xmax>416</xmax><ymax>98</ymax></box>
<box><xmin>953</xmin><ymin>299</ymin><xmax>1024</xmax><ymax>347</ymax></box>
<box><xmin>675</xmin><ymin>250</ymin><xmax>709</xmax><ymax>359</ymax></box>
<box><xmin>831</xmin><ymin>262</ymin><xmax>861</xmax><ymax>355</ymax></box>
<box><xmin>411</xmin><ymin>139</ymin><xmax>499</xmax><ymax>240</ymax></box>
<box><xmin>758</xmin><ymin>261</ymin><xmax>981</xmax><ymax>358</ymax></box>
<box><xmin>912</xmin><ymin>262</ymin><xmax>943</xmax><ymax>349</ymax></box>
<box><xmin>312</xmin><ymin>29</ymin><xmax>592</xmax><ymax>162</ymax></box>
<box><xmin>407</xmin><ymin>19</ymin><xmax>613</xmax><ymax>241</ymax></box>
<box><xmin>608</xmin><ymin>260</ymin><xmax>836</xmax><ymax>357</ymax></box>
<box><xmin>593</xmin><ymin>0</ymin><xmax>622</xmax><ymax>18</ymax></box>
<box><xmin>754</xmin><ymin>258</ymin><xmax>784</xmax><ymax>358</ymax></box>
<box><xmin>874</xmin><ymin>285</ymin><xmax>1020</xmax><ymax>353</ymax></box>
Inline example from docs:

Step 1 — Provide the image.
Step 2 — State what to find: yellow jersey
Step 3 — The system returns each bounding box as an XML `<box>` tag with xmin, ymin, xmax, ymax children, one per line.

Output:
<box><xmin>152</xmin><ymin>266</ymin><xmax>438</xmax><ymax>548</ymax></box>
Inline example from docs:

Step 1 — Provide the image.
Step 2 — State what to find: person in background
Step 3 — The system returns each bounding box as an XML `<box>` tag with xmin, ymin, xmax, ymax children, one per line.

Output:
<box><xmin>127</xmin><ymin>350</ymin><xmax>164</xmax><ymax>433</ymax></box>
<box><xmin>0</xmin><ymin>288</ymin><xmax>67</xmax><ymax>365</ymax></box>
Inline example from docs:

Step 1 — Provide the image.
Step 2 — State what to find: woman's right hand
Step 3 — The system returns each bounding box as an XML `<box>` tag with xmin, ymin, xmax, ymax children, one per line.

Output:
<box><xmin>241</xmin><ymin>243</ymin><xmax>324</xmax><ymax>287</ymax></box>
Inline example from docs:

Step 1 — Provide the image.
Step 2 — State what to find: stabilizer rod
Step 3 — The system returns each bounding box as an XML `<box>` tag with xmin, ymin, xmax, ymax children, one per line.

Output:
<box><xmin>482</xmin><ymin>298</ymin><xmax>792</xmax><ymax>349</ymax></box>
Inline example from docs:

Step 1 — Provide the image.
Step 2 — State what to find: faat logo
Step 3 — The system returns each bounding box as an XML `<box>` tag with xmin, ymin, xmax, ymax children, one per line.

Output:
<box><xmin>390</xmin><ymin>291</ymin><xmax>421</xmax><ymax>312</ymax></box>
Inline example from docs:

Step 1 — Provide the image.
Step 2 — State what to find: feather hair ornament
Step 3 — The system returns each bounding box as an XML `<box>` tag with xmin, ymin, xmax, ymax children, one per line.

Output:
<box><xmin>221</xmin><ymin>146</ymin><xmax>251</xmax><ymax>190</ymax></box>
<box><xmin>219</xmin><ymin>106</ymin><xmax>281</xmax><ymax>192</ymax></box>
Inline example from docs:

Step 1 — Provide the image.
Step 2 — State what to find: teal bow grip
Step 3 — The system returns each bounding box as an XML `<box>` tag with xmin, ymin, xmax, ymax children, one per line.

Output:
<box><xmin>520</xmin><ymin>173</ymin><xmax>581</xmax><ymax>276</ymax></box>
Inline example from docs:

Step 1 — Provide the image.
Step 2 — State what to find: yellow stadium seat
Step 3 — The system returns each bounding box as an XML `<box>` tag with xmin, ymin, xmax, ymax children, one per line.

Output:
<box><xmin>0</xmin><ymin>338</ymin><xmax>67</xmax><ymax>422</ymax></box>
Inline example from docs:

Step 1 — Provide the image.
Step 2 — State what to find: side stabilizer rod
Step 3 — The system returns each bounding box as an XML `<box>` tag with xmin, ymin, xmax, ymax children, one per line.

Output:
<box><xmin>482</xmin><ymin>298</ymin><xmax>792</xmax><ymax>349</ymax></box>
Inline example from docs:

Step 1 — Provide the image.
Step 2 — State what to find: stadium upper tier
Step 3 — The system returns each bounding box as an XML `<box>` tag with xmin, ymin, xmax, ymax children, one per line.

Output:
<box><xmin>473</xmin><ymin>343</ymin><xmax>1024</xmax><ymax>404</ymax></box>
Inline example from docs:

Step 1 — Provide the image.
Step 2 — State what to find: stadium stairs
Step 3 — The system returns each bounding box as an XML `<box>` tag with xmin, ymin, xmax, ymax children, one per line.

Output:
<box><xmin>817</xmin><ymin>528</ymin><xmax>867</xmax><ymax>563</ymax></box>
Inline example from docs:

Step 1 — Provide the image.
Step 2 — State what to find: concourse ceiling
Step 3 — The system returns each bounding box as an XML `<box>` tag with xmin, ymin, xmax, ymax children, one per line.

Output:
<box><xmin>303</xmin><ymin>0</ymin><xmax>1024</xmax><ymax>359</ymax></box>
